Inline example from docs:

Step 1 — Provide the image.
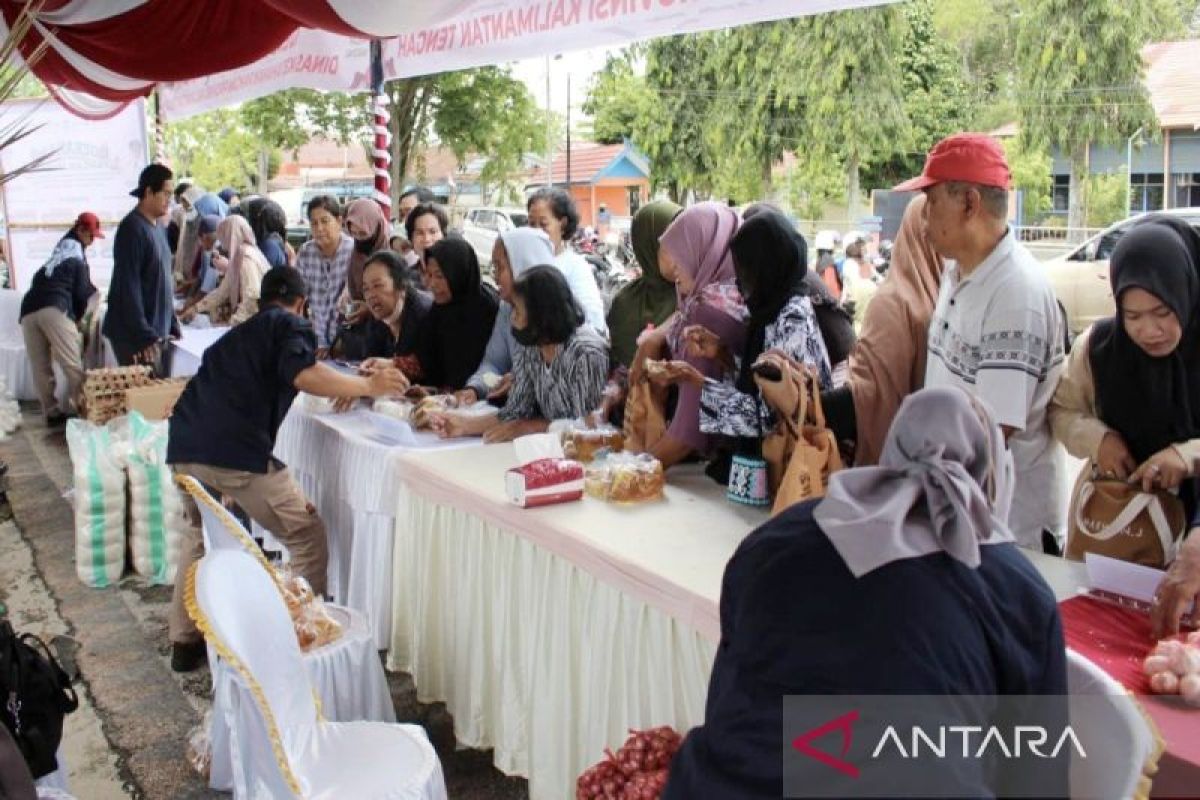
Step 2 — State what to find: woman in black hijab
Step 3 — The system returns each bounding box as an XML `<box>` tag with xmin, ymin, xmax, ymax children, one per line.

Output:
<box><xmin>1051</xmin><ymin>214</ymin><xmax>1200</xmax><ymax>509</ymax></box>
<box><xmin>415</xmin><ymin>237</ymin><xmax>499</xmax><ymax>390</ymax></box>
<box><xmin>671</xmin><ymin>211</ymin><xmax>833</xmax><ymax>439</ymax></box>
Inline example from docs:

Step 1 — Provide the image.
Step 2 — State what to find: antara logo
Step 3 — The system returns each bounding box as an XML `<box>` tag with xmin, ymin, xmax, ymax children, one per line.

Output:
<box><xmin>792</xmin><ymin>712</ymin><xmax>1086</xmax><ymax>777</ymax></box>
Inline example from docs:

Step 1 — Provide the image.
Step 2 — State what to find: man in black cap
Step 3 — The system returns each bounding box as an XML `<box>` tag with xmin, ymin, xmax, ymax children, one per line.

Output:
<box><xmin>166</xmin><ymin>267</ymin><xmax>409</xmax><ymax>671</ymax></box>
<box><xmin>103</xmin><ymin>163</ymin><xmax>177</xmax><ymax>373</ymax></box>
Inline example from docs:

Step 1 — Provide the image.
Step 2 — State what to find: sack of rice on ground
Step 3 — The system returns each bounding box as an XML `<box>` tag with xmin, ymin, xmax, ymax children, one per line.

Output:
<box><xmin>125</xmin><ymin>411</ymin><xmax>185</xmax><ymax>584</ymax></box>
<box><xmin>65</xmin><ymin>418</ymin><xmax>127</xmax><ymax>587</ymax></box>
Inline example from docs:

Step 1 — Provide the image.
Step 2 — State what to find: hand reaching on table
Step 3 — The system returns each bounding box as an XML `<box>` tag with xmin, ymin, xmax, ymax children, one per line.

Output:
<box><xmin>365</xmin><ymin>367</ymin><xmax>409</xmax><ymax>398</ymax></box>
<box><xmin>332</xmin><ymin>396</ymin><xmax>357</xmax><ymax>413</ymax></box>
<box><xmin>1095</xmin><ymin>432</ymin><xmax>1136</xmax><ymax>481</ymax></box>
<box><xmin>1130</xmin><ymin>447</ymin><xmax>1189</xmax><ymax>493</ymax></box>
<box><xmin>1152</xmin><ymin>532</ymin><xmax>1200</xmax><ymax>638</ymax></box>
<box><xmin>483</xmin><ymin>418</ymin><xmax>547</xmax><ymax>444</ymax></box>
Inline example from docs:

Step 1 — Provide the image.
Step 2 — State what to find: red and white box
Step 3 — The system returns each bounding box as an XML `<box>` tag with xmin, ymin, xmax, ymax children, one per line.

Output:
<box><xmin>506</xmin><ymin>458</ymin><xmax>584</xmax><ymax>508</ymax></box>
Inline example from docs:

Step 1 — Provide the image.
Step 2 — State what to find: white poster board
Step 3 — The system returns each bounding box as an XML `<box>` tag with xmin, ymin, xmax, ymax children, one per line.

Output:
<box><xmin>0</xmin><ymin>98</ymin><xmax>148</xmax><ymax>290</ymax></box>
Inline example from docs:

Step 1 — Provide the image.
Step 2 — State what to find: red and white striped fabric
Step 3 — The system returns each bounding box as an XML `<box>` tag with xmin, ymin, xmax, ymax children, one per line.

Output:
<box><xmin>1</xmin><ymin>0</ymin><xmax>890</xmax><ymax>120</ymax></box>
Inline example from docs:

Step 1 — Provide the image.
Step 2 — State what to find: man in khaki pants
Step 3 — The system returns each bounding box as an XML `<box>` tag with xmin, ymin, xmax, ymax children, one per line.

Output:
<box><xmin>165</xmin><ymin>268</ymin><xmax>409</xmax><ymax>671</ymax></box>
<box><xmin>19</xmin><ymin>213</ymin><xmax>101</xmax><ymax>425</ymax></box>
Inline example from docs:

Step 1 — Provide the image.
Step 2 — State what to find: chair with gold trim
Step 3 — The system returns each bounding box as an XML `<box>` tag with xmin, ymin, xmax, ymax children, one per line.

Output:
<box><xmin>187</xmin><ymin>549</ymin><xmax>447</xmax><ymax>799</ymax></box>
<box><xmin>176</xmin><ymin>474</ymin><xmax>397</xmax><ymax>792</ymax></box>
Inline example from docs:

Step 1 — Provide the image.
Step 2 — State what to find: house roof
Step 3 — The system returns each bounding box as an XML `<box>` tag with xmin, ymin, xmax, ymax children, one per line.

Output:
<box><xmin>527</xmin><ymin>141</ymin><xmax>650</xmax><ymax>186</ymax></box>
<box><xmin>1143</xmin><ymin>40</ymin><xmax>1200</xmax><ymax>130</ymax></box>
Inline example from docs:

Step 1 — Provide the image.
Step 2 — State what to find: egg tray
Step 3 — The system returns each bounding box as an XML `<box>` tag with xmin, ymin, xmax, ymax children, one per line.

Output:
<box><xmin>80</xmin><ymin>366</ymin><xmax>155</xmax><ymax>424</ymax></box>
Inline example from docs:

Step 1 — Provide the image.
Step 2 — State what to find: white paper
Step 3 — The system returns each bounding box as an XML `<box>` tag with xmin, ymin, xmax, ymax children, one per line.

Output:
<box><xmin>1084</xmin><ymin>553</ymin><xmax>1168</xmax><ymax>607</ymax></box>
<box><xmin>513</xmin><ymin>433</ymin><xmax>564</xmax><ymax>466</ymax></box>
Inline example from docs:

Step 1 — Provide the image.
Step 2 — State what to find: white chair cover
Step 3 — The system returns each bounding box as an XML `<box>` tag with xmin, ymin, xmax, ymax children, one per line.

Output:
<box><xmin>189</xmin><ymin>550</ymin><xmax>446</xmax><ymax>800</ymax></box>
<box><xmin>177</xmin><ymin>476</ymin><xmax>400</xmax><ymax>792</ymax></box>
<box><xmin>1066</xmin><ymin>648</ymin><xmax>1158</xmax><ymax>800</ymax></box>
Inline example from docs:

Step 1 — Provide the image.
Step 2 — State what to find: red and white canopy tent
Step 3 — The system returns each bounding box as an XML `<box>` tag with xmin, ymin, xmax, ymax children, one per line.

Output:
<box><xmin>0</xmin><ymin>0</ymin><xmax>887</xmax><ymax>214</ymax></box>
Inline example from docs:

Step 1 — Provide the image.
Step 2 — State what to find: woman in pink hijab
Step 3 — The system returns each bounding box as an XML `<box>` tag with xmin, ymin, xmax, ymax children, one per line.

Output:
<box><xmin>629</xmin><ymin>202</ymin><xmax>747</xmax><ymax>468</ymax></box>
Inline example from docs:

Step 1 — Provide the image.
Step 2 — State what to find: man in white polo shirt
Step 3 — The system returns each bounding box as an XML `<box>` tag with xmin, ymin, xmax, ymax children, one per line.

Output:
<box><xmin>895</xmin><ymin>133</ymin><xmax>1066</xmax><ymax>551</ymax></box>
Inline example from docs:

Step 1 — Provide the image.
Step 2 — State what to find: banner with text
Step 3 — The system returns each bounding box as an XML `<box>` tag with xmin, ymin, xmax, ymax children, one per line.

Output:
<box><xmin>0</xmin><ymin>98</ymin><xmax>148</xmax><ymax>290</ymax></box>
<box><xmin>158</xmin><ymin>0</ymin><xmax>890</xmax><ymax>120</ymax></box>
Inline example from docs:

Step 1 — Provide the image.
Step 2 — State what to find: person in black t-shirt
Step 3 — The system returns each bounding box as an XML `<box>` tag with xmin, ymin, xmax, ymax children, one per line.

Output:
<box><xmin>19</xmin><ymin>212</ymin><xmax>101</xmax><ymax>424</ymax></box>
<box><xmin>166</xmin><ymin>268</ymin><xmax>408</xmax><ymax>672</ymax></box>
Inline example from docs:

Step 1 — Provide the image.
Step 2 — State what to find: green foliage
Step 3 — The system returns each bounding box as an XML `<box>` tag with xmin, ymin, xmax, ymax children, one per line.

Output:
<box><xmin>582</xmin><ymin>52</ymin><xmax>655</xmax><ymax>145</ymax></box>
<box><xmin>165</xmin><ymin>108</ymin><xmax>274</xmax><ymax>191</ymax></box>
<box><xmin>1016</xmin><ymin>0</ymin><xmax>1160</xmax><ymax>229</ymax></box>
<box><xmin>1085</xmin><ymin>170</ymin><xmax>1129</xmax><ymax>228</ymax></box>
<box><xmin>1003</xmin><ymin>138</ymin><xmax>1053</xmax><ymax>221</ymax></box>
<box><xmin>241</xmin><ymin>89</ymin><xmax>367</xmax><ymax>153</ymax></box>
<box><xmin>785</xmin><ymin>151</ymin><xmax>846</xmax><ymax>221</ymax></box>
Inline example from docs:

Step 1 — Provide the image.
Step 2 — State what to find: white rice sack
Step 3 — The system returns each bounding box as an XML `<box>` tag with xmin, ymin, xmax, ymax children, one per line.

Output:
<box><xmin>126</xmin><ymin>412</ymin><xmax>185</xmax><ymax>584</ymax></box>
<box><xmin>65</xmin><ymin>419</ymin><xmax>127</xmax><ymax>587</ymax></box>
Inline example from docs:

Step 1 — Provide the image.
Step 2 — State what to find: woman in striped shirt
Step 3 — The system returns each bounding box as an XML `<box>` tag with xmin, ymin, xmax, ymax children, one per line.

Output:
<box><xmin>431</xmin><ymin>266</ymin><xmax>609</xmax><ymax>443</ymax></box>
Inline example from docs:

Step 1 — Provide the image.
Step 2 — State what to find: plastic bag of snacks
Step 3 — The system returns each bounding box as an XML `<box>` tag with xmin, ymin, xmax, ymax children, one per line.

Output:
<box><xmin>584</xmin><ymin>452</ymin><xmax>665</xmax><ymax>504</ymax></box>
<box><xmin>185</xmin><ymin>711</ymin><xmax>213</xmax><ymax>778</ymax></box>
<box><xmin>277</xmin><ymin>566</ymin><xmax>343</xmax><ymax>651</ymax></box>
<box><xmin>65</xmin><ymin>419</ymin><xmax>127</xmax><ymax>587</ymax></box>
<box><xmin>124</xmin><ymin>412</ymin><xmax>185</xmax><ymax>584</ymax></box>
<box><xmin>561</xmin><ymin>422</ymin><xmax>625</xmax><ymax>463</ymax></box>
<box><xmin>576</xmin><ymin>726</ymin><xmax>682</xmax><ymax>800</ymax></box>
<box><xmin>1143</xmin><ymin>633</ymin><xmax>1200</xmax><ymax>705</ymax></box>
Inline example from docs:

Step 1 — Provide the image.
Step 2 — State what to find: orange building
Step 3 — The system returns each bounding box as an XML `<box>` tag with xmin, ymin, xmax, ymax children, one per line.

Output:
<box><xmin>527</xmin><ymin>140</ymin><xmax>651</xmax><ymax>228</ymax></box>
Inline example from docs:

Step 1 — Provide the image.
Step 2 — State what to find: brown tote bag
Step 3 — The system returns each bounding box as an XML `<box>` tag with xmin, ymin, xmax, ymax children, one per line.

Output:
<box><xmin>623</xmin><ymin>378</ymin><xmax>668</xmax><ymax>453</ymax></box>
<box><xmin>1065</xmin><ymin>461</ymin><xmax>1187</xmax><ymax>568</ymax></box>
<box><xmin>763</xmin><ymin>367</ymin><xmax>843</xmax><ymax>516</ymax></box>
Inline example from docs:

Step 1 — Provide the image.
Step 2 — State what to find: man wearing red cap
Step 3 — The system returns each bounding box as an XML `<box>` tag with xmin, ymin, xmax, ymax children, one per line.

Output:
<box><xmin>18</xmin><ymin>212</ymin><xmax>102</xmax><ymax>425</ymax></box>
<box><xmin>895</xmin><ymin>133</ymin><xmax>1066</xmax><ymax>551</ymax></box>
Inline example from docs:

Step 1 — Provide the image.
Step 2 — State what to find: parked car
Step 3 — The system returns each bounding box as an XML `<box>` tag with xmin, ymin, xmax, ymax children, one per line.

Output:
<box><xmin>1045</xmin><ymin>208</ymin><xmax>1200</xmax><ymax>338</ymax></box>
<box><xmin>461</xmin><ymin>207</ymin><xmax>529</xmax><ymax>266</ymax></box>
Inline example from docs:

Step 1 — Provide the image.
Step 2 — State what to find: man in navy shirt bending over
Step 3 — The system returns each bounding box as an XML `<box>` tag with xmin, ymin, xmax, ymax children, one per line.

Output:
<box><xmin>166</xmin><ymin>267</ymin><xmax>408</xmax><ymax>671</ymax></box>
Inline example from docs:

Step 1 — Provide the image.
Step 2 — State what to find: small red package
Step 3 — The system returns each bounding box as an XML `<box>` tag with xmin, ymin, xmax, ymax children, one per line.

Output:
<box><xmin>506</xmin><ymin>458</ymin><xmax>584</xmax><ymax>508</ymax></box>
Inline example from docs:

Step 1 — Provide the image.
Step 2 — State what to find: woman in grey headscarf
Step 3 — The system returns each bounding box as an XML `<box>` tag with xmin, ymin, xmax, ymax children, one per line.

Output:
<box><xmin>663</xmin><ymin>386</ymin><xmax>1067</xmax><ymax>800</ymax></box>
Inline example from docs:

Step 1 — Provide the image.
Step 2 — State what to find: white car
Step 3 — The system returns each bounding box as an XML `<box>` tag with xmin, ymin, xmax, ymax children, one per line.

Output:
<box><xmin>1045</xmin><ymin>208</ymin><xmax>1200</xmax><ymax>338</ymax></box>
<box><xmin>461</xmin><ymin>207</ymin><xmax>529</xmax><ymax>266</ymax></box>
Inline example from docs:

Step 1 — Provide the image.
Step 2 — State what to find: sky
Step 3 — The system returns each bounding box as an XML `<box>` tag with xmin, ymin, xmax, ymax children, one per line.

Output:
<box><xmin>510</xmin><ymin>46</ymin><xmax>617</xmax><ymax>127</ymax></box>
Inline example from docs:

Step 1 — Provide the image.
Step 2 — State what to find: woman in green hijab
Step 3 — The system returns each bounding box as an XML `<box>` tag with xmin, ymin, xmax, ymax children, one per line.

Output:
<box><xmin>606</xmin><ymin>200</ymin><xmax>683</xmax><ymax>368</ymax></box>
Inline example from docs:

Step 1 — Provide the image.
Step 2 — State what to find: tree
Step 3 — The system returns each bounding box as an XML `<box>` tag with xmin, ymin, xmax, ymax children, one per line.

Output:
<box><xmin>1016</xmin><ymin>0</ymin><xmax>1159</xmax><ymax>236</ymax></box>
<box><xmin>1003</xmin><ymin>138</ymin><xmax>1053</xmax><ymax>223</ymax></box>
<box><xmin>582</xmin><ymin>51</ymin><xmax>655</xmax><ymax>145</ymax></box>
<box><xmin>786</xmin><ymin>5</ymin><xmax>910</xmax><ymax>217</ymax></box>
<box><xmin>164</xmin><ymin>108</ymin><xmax>275</xmax><ymax>191</ymax></box>
<box><xmin>241</xmin><ymin>89</ymin><xmax>366</xmax><ymax>194</ymax></box>
<box><xmin>640</xmin><ymin>35</ymin><xmax>723</xmax><ymax>202</ymax></box>
<box><xmin>706</xmin><ymin>20</ymin><xmax>809</xmax><ymax>202</ymax></box>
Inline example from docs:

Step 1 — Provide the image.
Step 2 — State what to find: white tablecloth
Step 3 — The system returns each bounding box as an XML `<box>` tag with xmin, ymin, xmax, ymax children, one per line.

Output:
<box><xmin>208</xmin><ymin>604</ymin><xmax>395</xmax><ymax>791</ymax></box>
<box><xmin>267</xmin><ymin>404</ymin><xmax>479</xmax><ymax>647</ymax></box>
<box><xmin>170</xmin><ymin>324</ymin><xmax>228</xmax><ymax>378</ymax></box>
<box><xmin>387</xmin><ymin>443</ymin><xmax>767</xmax><ymax>799</ymax></box>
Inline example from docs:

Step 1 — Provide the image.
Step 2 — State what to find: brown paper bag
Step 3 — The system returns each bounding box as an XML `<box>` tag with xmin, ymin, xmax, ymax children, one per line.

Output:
<box><xmin>1065</xmin><ymin>461</ymin><xmax>1186</xmax><ymax>568</ymax></box>
<box><xmin>623</xmin><ymin>378</ymin><xmax>668</xmax><ymax>453</ymax></box>
<box><xmin>763</xmin><ymin>367</ymin><xmax>843</xmax><ymax>516</ymax></box>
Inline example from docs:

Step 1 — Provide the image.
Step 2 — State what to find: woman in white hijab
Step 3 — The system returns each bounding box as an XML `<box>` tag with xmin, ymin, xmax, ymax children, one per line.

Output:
<box><xmin>663</xmin><ymin>386</ymin><xmax>1067</xmax><ymax>800</ymax></box>
<box><xmin>457</xmin><ymin>227</ymin><xmax>558</xmax><ymax>403</ymax></box>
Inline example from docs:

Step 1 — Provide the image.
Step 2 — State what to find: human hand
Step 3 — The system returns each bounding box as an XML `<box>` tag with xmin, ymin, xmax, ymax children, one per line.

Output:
<box><xmin>332</xmin><ymin>396</ymin><xmax>357</xmax><ymax>413</ymax></box>
<box><xmin>1131</xmin><ymin>446</ymin><xmax>1189</xmax><ymax>493</ymax></box>
<box><xmin>212</xmin><ymin>254</ymin><xmax>230</xmax><ymax>273</ymax></box>
<box><xmin>427</xmin><ymin>411</ymin><xmax>475</xmax><ymax>439</ymax></box>
<box><xmin>648</xmin><ymin>360</ymin><xmax>704</xmax><ymax>388</ymax></box>
<box><xmin>484</xmin><ymin>419</ymin><xmax>542</xmax><ymax>443</ymax></box>
<box><xmin>754</xmin><ymin>353</ymin><xmax>802</xmax><ymax>418</ymax></box>
<box><xmin>1151</xmin><ymin>532</ymin><xmax>1200</xmax><ymax>638</ymax></box>
<box><xmin>133</xmin><ymin>341</ymin><xmax>160</xmax><ymax>365</ymax></box>
<box><xmin>486</xmin><ymin>373</ymin><xmax>513</xmax><ymax>401</ymax></box>
<box><xmin>366</xmin><ymin>367</ymin><xmax>409</xmax><ymax>397</ymax></box>
<box><xmin>345</xmin><ymin>302</ymin><xmax>371</xmax><ymax>326</ymax></box>
<box><xmin>454</xmin><ymin>388</ymin><xmax>481</xmax><ymax>407</ymax></box>
<box><xmin>683</xmin><ymin>325</ymin><xmax>722</xmax><ymax>361</ymax></box>
<box><xmin>629</xmin><ymin>328</ymin><xmax>669</xmax><ymax>386</ymax></box>
<box><xmin>179</xmin><ymin>307</ymin><xmax>197</xmax><ymax>324</ymax></box>
<box><xmin>1095</xmin><ymin>432</ymin><xmax>1137</xmax><ymax>481</ymax></box>
<box><xmin>315</xmin><ymin>347</ymin><xmax>330</xmax><ymax>361</ymax></box>
<box><xmin>359</xmin><ymin>357</ymin><xmax>392</xmax><ymax>374</ymax></box>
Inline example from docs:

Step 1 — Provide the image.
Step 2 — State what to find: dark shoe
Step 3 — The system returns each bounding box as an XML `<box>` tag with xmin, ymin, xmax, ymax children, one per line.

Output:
<box><xmin>171</xmin><ymin>641</ymin><xmax>207</xmax><ymax>673</ymax></box>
